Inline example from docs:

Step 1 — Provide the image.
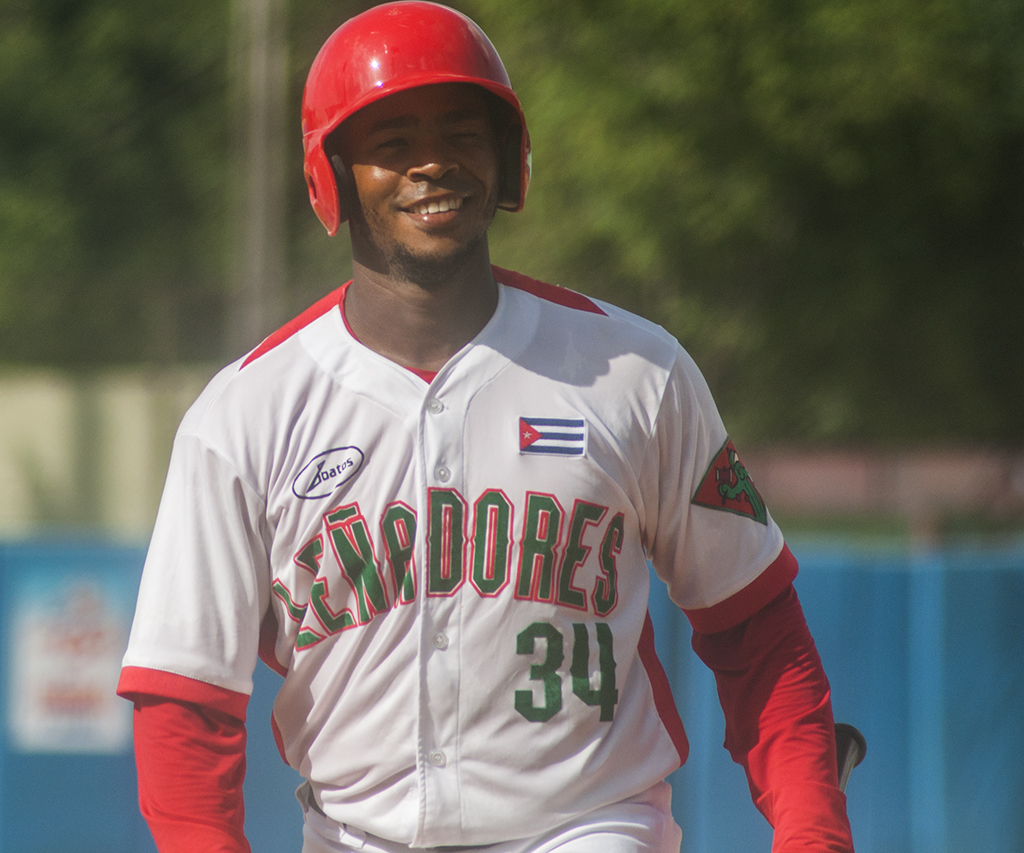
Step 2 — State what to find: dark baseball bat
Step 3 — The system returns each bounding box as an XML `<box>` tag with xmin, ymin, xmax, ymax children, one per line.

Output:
<box><xmin>834</xmin><ymin>722</ymin><xmax>866</xmax><ymax>793</ymax></box>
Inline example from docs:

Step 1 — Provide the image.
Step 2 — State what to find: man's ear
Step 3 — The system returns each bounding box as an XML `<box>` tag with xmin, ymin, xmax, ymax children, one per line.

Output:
<box><xmin>330</xmin><ymin>154</ymin><xmax>355</xmax><ymax>223</ymax></box>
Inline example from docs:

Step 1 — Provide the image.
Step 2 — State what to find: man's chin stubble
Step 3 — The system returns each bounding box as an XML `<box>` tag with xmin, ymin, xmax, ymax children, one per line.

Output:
<box><xmin>385</xmin><ymin>233</ymin><xmax>491</xmax><ymax>288</ymax></box>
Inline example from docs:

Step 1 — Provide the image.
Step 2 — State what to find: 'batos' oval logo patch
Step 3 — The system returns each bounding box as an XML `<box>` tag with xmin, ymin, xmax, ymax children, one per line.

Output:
<box><xmin>292</xmin><ymin>447</ymin><xmax>364</xmax><ymax>499</ymax></box>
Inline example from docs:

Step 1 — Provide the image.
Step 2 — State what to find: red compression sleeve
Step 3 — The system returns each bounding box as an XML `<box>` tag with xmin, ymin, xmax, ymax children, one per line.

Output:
<box><xmin>132</xmin><ymin>696</ymin><xmax>251</xmax><ymax>853</ymax></box>
<box><xmin>691</xmin><ymin>584</ymin><xmax>854</xmax><ymax>852</ymax></box>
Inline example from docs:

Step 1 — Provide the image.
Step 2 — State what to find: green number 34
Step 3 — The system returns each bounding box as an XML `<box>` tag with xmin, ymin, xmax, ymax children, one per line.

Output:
<box><xmin>514</xmin><ymin>621</ymin><xmax>618</xmax><ymax>723</ymax></box>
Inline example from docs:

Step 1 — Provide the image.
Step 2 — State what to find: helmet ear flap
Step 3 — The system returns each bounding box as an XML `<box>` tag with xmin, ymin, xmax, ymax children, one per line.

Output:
<box><xmin>303</xmin><ymin>141</ymin><xmax>342</xmax><ymax>236</ymax></box>
<box><xmin>497</xmin><ymin>127</ymin><xmax>524</xmax><ymax>212</ymax></box>
<box><xmin>330</xmin><ymin>154</ymin><xmax>355</xmax><ymax>223</ymax></box>
<box><xmin>302</xmin><ymin>136</ymin><xmax>355</xmax><ymax>236</ymax></box>
<box><xmin>485</xmin><ymin>94</ymin><xmax>529</xmax><ymax>212</ymax></box>
<box><xmin>498</xmin><ymin>121</ymin><xmax>531</xmax><ymax>212</ymax></box>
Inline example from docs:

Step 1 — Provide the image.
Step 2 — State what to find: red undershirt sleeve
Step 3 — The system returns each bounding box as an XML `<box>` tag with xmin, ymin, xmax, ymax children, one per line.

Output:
<box><xmin>131</xmin><ymin>695</ymin><xmax>251</xmax><ymax>853</ymax></box>
<box><xmin>690</xmin><ymin>583</ymin><xmax>855</xmax><ymax>853</ymax></box>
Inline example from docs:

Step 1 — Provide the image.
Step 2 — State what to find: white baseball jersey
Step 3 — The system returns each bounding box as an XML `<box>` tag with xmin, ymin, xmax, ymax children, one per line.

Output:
<box><xmin>121</xmin><ymin>267</ymin><xmax>788</xmax><ymax>849</ymax></box>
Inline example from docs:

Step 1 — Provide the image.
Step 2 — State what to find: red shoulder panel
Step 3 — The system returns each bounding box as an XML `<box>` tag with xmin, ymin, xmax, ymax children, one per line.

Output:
<box><xmin>240</xmin><ymin>281</ymin><xmax>350</xmax><ymax>368</ymax></box>
<box><xmin>492</xmin><ymin>266</ymin><xmax>606</xmax><ymax>315</ymax></box>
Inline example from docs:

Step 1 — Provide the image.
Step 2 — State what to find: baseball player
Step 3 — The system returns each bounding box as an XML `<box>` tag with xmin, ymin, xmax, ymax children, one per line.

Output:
<box><xmin>118</xmin><ymin>3</ymin><xmax>855</xmax><ymax>852</ymax></box>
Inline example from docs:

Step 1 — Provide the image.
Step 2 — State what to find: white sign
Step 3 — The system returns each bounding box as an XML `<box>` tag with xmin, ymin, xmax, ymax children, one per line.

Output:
<box><xmin>7</xmin><ymin>572</ymin><xmax>132</xmax><ymax>753</ymax></box>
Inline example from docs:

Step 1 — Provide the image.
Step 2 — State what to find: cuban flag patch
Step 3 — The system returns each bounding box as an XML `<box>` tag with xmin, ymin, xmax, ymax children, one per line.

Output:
<box><xmin>519</xmin><ymin>416</ymin><xmax>587</xmax><ymax>457</ymax></box>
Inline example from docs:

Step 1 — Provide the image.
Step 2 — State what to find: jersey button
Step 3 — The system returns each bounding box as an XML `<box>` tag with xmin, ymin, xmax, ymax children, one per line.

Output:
<box><xmin>429</xmin><ymin>750</ymin><xmax>447</xmax><ymax>767</ymax></box>
<box><xmin>435</xmin><ymin>465</ymin><xmax>451</xmax><ymax>482</ymax></box>
<box><xmin>431</xmin><ymin>632</ymin><xmax>449</xmax><ymax>650</ymax></box>
<box><xmin>426</xmin><ymin>398</ymin><xmax>444</xmax><ymax>414</ymax></box>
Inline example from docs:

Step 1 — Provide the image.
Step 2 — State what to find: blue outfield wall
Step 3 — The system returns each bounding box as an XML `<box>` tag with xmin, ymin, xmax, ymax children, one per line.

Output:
<box><xmin>0</xmin><ymin>538</ymin><xmax>1022</xmax><ymax>853</ymax></box>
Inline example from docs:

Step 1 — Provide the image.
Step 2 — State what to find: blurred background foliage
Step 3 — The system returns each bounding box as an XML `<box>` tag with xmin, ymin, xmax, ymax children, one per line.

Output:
<box><xmin>1</xmin><ymin>0</ymin><xmax>1022</xmax><ymax>446</ymax></box>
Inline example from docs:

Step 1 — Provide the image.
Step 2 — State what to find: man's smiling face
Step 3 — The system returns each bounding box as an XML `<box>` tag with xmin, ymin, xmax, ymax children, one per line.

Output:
<box><xmin>336</xmin><ymin>83</ymin><xmax>503</xmax><ymax>285</ymax></box>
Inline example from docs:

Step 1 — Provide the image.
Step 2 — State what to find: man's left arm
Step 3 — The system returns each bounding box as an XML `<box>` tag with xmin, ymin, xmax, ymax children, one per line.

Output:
<box><xmin>690</xmin><ymin>583</ymin><xmax>855</xmax><ymax>853</ymax></box>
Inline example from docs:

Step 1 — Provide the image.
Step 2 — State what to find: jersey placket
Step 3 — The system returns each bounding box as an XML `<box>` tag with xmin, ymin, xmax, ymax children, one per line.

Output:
<box><xmin>415</xmin><ymin>377</ymin><xmax>467</xmax><ymax>842</ymax></box>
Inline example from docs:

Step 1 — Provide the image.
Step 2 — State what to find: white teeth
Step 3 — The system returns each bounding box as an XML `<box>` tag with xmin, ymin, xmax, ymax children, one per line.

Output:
<box><xmin>412</xmin><ymin>197</ymin><xmax>462</xmax><ymax>215</ymax></box>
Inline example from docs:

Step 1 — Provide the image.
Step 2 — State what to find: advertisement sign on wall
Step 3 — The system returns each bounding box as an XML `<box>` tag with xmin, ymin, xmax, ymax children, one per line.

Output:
<box><xmin>6</xmin><ymin>559</ymin><xmax>136</xmax><ymax>753</ymax></box>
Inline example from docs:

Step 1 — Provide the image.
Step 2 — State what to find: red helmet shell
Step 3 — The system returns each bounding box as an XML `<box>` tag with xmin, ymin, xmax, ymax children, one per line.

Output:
<box><xmin>302</xmin><ymin>1</ymin><xmax>531</xmax><ymax>236</ymax></box>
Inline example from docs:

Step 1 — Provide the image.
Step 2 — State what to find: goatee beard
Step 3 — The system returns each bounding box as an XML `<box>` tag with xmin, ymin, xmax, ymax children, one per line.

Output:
<box><xmin>384</xmin><ymin>232</ymin><xmax>490</xmax><ymax>288</ymax></box>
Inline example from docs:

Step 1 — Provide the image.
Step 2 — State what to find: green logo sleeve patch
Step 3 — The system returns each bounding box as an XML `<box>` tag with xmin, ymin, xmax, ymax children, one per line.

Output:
<box><xmin>691</xmin><ymin>438</ymin><xmax>768</xmax><ymax>524</ymax></box>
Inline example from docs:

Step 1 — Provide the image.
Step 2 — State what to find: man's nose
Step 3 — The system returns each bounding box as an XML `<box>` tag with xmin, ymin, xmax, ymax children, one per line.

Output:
<box><xmin>407</xmin><ymin>137</ymin><xmax>459</xmax><ymax>182</ymax></box>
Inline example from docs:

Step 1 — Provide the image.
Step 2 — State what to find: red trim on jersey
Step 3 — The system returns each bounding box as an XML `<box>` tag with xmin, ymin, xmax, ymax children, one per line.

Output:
<box><xmin>683</xmin><ymin>543</ymin><xmax>799</xmax><ymax>634</ymax></box>
<box><xmin>118</xmin><ymin>666</ymin><xmax>250</xmax><ymax>721</ymax></box>
<box><xmin>406</xmin><ymin>366</ymin><xmax>438</xmax><ymax>383</ymax></box>
<box><xmin>334</xmin><ymin>282</ymin><xmax>438</xmax><ymax>382</ymax></box>
<box><xmin>270</xmin><ymin>712</ymin><xmax>289</xmax><ymax>764</ymax></box>
<box><xmin>492</xmin><ymin>266</ymin><xmax>606</xmax><ymax>315</ymax></box>
<box><xmin>240</xmin><ymin>282</ymin><xmax>350</xmax><ymax>368</ymax></box>
<box><xmin>258</xmin><ymin>605</ymin><xmax>289</xmax><ymax>677</ymax></box>
<box><xmin>638</xmin><ymin>611</ymin><xmax>689</xmax><ymax>764</ymax></box>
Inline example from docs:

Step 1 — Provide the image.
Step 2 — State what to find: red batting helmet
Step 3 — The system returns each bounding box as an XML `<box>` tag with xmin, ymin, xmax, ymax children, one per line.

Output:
<box><xmin>301</xmin><ymin>1</ymin><xmax>532</xmax><ymax>236</ymax></box>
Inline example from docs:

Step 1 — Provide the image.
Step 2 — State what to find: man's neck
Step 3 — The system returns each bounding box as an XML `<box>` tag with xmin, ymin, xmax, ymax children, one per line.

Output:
<box><xmin>343</xmin><ymin>255</ymin><xmax>499</xmax><ymax>373</ymax></box>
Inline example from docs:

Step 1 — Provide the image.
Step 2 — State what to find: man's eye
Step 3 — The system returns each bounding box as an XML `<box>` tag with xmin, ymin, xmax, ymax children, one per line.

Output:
<box><xmin>452</xmin><ymin>130</ymin><xmax>486</xmax><ymax>143</ymax></box>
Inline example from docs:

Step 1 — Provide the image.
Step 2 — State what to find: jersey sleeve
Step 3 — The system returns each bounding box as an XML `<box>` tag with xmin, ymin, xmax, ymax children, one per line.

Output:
<box><xmin>641</xmin><ymin>346</ymin><xmax>788</xmax><ymax>622</ymax></box>
<box><xmin>120</xmin><ymin>426</ymin><xmax>272</xmax><ymax>698</ymax></box>
<box><xmin>120</xmin><ymin>399</ymin><xmax>270</xmax><ymax>851</ymax></box>
<box><xmin>642</xmin><ymin>346</ymin><xmax>852</xmax><ymax>848</ymax></box>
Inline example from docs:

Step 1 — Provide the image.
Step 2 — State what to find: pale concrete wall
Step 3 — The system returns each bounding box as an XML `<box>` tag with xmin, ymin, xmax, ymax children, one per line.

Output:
<box><xmin>744</xmin><ymin>447</ymin><xmax>1024</xmax><ymax>543</ymax></box>
<box><xmin>0</xmin><ymin>367</ymin><xmax>214</xmax><ymax>540</ymax></box>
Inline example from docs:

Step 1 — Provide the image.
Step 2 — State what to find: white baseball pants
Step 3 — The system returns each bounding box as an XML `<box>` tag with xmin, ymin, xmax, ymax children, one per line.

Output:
<box><xmin>299</xmin><ymin>781</ymin><xmax>682</xmax><ymax>853</ymax></box>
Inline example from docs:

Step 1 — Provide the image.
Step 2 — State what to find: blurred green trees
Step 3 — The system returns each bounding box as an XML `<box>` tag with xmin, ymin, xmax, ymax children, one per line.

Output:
<box><xmin>1</xmin><ymin>0</ymin><xmax>1021</xmax><ymax>444</ymax></box>
<box><xmin>0</xmin><ymin>0</ymin><xmax>231</xmax><ymax>363</ymax></box>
